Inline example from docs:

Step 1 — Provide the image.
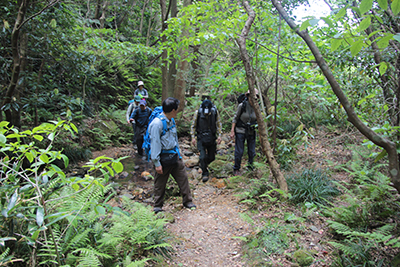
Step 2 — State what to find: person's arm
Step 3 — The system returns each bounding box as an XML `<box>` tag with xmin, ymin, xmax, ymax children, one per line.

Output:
<box><xmin>126</xmin><ymin>103</ymin><xmax>134</xmax><ymax>123</ymax></box>
<box><xmin>216</xmin><ymin>109</ymin><xmax>222</xmax><ymax>144</ymax></box>
<box><xmin>230</xmin><ymin>104</ymin><xmax>242</xmax><ymax>139</ymax></box>
<box><xmin>190</xmin><ymin>110</ymin><xmax>198</xmax><ymax>146</ymax></box>
<box><xmin>129</xmin><ymin>108</ymin><xmax>137</xmax><ymax>121</ymax></box>
<box><xmin>143</xmin><ymin>89</ymin><xmax>149</xmax><ymax>98</ymax></box>
<box><xmin>149</xmin><ymin>119</ymin><xmax>163</xmax><ymax>172</ymax></box>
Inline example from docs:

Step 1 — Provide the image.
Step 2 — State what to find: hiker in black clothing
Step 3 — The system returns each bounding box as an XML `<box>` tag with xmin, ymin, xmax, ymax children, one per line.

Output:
<box><xmin>230</xmin><ymin>89</ymin><xmax>259</xmax><ymax>176</ymax></box>
<box><xmin>190</xmin><ymin>99</ymin><xmax>222</xmax><ymax>182</ymax></box>
<box><xmin>129</xmin><ymin>99</ymin><xmax>152</xmax><ymax>156</ymax></box>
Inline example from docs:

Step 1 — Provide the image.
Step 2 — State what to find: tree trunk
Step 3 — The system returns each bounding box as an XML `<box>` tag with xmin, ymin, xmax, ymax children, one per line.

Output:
<box><xmin>139</xmin><ymin>0</ymin><xmax>150</xmax><ymax>35</ymax></box>
<box><xmin>2</xmin><ymin>0</ymin><xmax>29</xmax><ymax>127</ymax></box>
<box><xmin>174</xmin><ymin>0</ymin><xmax>191</xmax><ymax>112</ymax></box>
<box><xmin>166</xmin><ymin>0</ymin><xmax>178</xmax><ymax>98</ymax></box>
<box><xmin>238</xmin><ymin>1</ymin><xmax>288</xmax><ymax>192</ymax></box>
<box><xmin>270</xmin><ymin>0</ymin><xmax>400</xmax><ymax>193</ymax></box>
<box><xmin>189</xmin><ymin>44</ymin><xmax>200</xmax><ymax>97</ymax></box>
<box><xmin>160</xmin><ymin>0</ymin><xmax>169</xmax><ymax>100</ymax></box>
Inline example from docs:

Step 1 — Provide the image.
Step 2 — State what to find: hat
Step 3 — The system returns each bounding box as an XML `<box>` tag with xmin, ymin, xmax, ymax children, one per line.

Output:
<box><xmin>138</xmin><ymin>81</ymin><xmax>144</xmax><ymax>87</ymax></box>
<box><xmin>139</xmin><ymin>99</ymin><xmax>146</xmax><ymax>106</ymax></box>
<box><xmin>134</xmin><ymin>95</ymin><xmax>141</xmax><ymax>102</ymax></box>
<box><xmin>246</xmin><ymin>88</ymin><xmax>259</xmax><ymax>95</ymax></box>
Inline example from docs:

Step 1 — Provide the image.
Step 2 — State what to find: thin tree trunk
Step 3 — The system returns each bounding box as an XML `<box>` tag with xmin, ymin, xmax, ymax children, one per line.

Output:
<box><xmin>270</xmin><ymin>0</ymin><xmax>400</xmax><ymax>193</ymax></box>
<box><xmin>238</xmin><ymin>1</ymin><xmax>288</xmax><ymax>192</ymax></box>
<box><xmin>2</xmin><ymin>0</ymin><xmax>29</xmax><ymax>127</ymax></box>
<box><xmin>166</xmin><ymin>0</ymin><xmax>178</xmax><ymax>98</ymax></box>
<box><xmin>160</xmin><ymin>0</ymin><xmax>169</xmax><ymax>100</ymax></box>
<box><xmin>139</xmin><ymin>0</ymin><xmax>150</xmax><ymax>35</ymax></box>
<box><xmin>189</xmin><ymin>44</ymin><xmax>200</xmax><ymax>96</ymax></box>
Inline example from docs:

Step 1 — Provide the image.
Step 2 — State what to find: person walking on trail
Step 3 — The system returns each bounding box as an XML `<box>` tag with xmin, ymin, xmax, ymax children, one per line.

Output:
<box><xmin>148</xmin><ymin>97</ymin><xmax>196</xmax><ymax>213</ymax></box>
<box><xmin>190</xmin><ymin>99</ymin><xmax>222</xmax><ymax>182</ymax></box>
<box><xmin>134</xmin><ymin>80</ymin><xmax>149</xmax><ymax>99</ymax></box>
<box><xmin>126</xmin><ymin>95</ymin><xmax>141</xmax><ymax>142</ymax></box>
<box><xmin>230</xmin><ymin>89</ymin><xmax>259</xmax><ymax>176</ymax></box>
<box><xmin>129</xmin><ymin>99</ymin><xmax>152</xmax><ymax>156</ymax></box>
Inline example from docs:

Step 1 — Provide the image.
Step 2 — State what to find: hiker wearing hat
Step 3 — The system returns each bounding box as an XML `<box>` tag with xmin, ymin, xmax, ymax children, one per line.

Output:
<box><xmin>190</xmin><ymin>99</ymin><xmax>222</xmax><ymax>182</ymax></box>
<box><xmin>126</xmin><ymin>95</ymin><xmax>141</xmax><ymax>144</ymax></box>
<box><xmin>134</xmin><ymin>81</ymin><xmax>149</xmax><ymax>99</ymax></box>
<box><xmin>129</xmin><ymin>99</ymin><xmax>152</xmax><ymax>156</ymax></box>
<box><xmin>230</xmin><ymin>89</ymin><xmax>259</xmax><ymax>176</ymax></box>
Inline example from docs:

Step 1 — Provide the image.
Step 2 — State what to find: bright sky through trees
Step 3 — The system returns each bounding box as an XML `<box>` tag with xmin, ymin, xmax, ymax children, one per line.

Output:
<box><xmin>293</xmin><ymin>0</ymin><xmax>331</xmax><ymax>21</ymax></box>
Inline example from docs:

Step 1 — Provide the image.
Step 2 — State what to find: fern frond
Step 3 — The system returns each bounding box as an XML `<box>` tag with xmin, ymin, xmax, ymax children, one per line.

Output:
<box><xmin>126</xmin><ymin>258</ymin><xmax>150</xmax><ymax>267</ymax></box>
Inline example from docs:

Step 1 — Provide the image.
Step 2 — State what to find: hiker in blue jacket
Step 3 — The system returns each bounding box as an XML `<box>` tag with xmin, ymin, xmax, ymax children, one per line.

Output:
<box><xmin>148</xmin><ymin>97</ymin><xmax>196</xmax><ymax>213</ymax></box>
<box><xmin>129</xmin><ymin>99</ymin><xmax>152</xmax><ymax>156</ymax></box>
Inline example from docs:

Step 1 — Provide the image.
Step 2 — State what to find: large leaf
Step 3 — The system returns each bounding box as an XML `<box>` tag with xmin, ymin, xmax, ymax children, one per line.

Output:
<box><xmin>377</xmin><ymin>0</ymin><xmax>388</xmax><ymax>10</ymax></box>
<box><xmin>394</xmin><ymin>33</ymin><xmax>400</xmax><ymax>43</ymax></box>
<box><xmin>350</xmin><ymin>40</ymin><xmax>364</xmax><ymax>56</ymax></box>
<box><xmin>112</xmin><ymin>161</ymin><xmax>124</xmax><ymax>173</ymax></box>
<box><xmin>358</xmin><ymin>16</ymin><xmax>371</xmax><ymax>32</ymax></box>
<box><xmin>36</xmin><ymin>207</ymin><xmax>44</xmax><ymax>226</ymax></box>
<box><xmin>392</xmin><ymin>0</ymin><xmax>400</xmax><ymax>15</ymax></box>
<box><xmin>359</xmin><ymin>0</ymin><xmax>373</xmax><ymax>14</ymax></box>
<box><xmin>379</xmin><ymin>62</ymin><xmax>388</xmax><ymax>75</ymax></box>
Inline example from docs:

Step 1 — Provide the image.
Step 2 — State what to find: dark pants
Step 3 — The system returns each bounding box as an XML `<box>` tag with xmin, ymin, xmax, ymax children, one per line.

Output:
<box><xmin>135</xmin><ymin>125</ymin><xmax>146</xmax><ymax>155</ymax></box>
<box><xmin>153</xmin><ymin>159</ymin><xmax>193</xmax><ymax>208</ymax></box>
<box><xmin>131</xmin><ymin>122</ymin><xmax>136</xmax><ymax>144</ymax></box>
<box><xmin>234</xmin><ymin>132</ymin><xmax>256</xmax><ymax>170</ymax></box>
<box><xmin>197</xmin><ymin>139</ymin><xmax>216</xmax><ymax>176</ymax></box>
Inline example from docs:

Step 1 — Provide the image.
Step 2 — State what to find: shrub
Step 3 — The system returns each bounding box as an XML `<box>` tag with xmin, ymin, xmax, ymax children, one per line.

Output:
<box><xmin>287</xmin><ymin>168</ymin><xmax>341</xmax><ymax>206</ymax></box>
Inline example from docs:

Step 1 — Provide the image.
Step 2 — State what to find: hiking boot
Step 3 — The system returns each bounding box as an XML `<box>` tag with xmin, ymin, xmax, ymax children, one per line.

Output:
<box><xmin>202</xmin><ymin>175</ymin><xmax>209</xmax><ymax>183</ymax></box>
<box><xmin>233</xmin><ymin>170</ymin><xmax>241</xmax><ymax>176</ymax></box>
<box><xmin>183</xmin><ymin>202</ymin><xmax>196</xmax><ymax>210</ymax></box>
<box><xmin>153</xmin><ymin>207</ymin><xmax>163</xmax><ymax>214</ymax></box>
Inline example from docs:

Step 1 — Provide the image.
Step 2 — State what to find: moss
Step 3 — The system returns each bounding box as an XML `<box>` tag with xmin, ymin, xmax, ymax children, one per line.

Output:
<box><xmin>293</xmin><ymin>249</ymin><xmax>314</xmax><ymax>267</ymax></box>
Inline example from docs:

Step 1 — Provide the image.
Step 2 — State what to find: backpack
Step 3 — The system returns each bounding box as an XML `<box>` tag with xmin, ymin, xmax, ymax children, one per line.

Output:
<box><xmin>142</xmin><ymin>106</ymin><xmax>177</xmax><ymax>161</ymax></box>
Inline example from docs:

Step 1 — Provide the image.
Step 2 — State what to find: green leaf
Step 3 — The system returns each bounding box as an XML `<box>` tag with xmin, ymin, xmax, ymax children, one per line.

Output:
<box><xmin>0</xmin><ymin>121</ymin><xmax>10</xmax><ymax>128</ymax></box>
<box><xmin>331</xmin><ymin>38</ymin><xmax>342</xmax><ymax>51</ymax></box>
<box><xmin>359</xmin><ymin>0</ymin><xmax>373</xmax><ymax>14</ymax></box>
<box><xmin>36</xmin><ymin>208</ymin><xmax>44</xmax><ymax>226</ymax></box>
<box><xmin>350</xmin><ymin>40</ymin><xmax>364</xmax><ymax>56</ymax></box>
<box><xmin>33</xmin><ymin>135</ymin><xmax>44</xmax><ymax>141</ymax></box>
<box><xmin>309</xmin><ymin>19</ymin><xmax>320</xmax><ymax>26</ymax></box>
<box><xmin>377</xmin><ymin>33</ymin><xmax>394</xmax><ymax>49</ymax></box>
<box><xmin>40</xmin><ymin>154</ymin><xmax>49</xmax><ymax>163</ymax></box>
<box><xmin>394</xmin><ymin>33</ymin><xmax>400</xmax><ymax>43</ymax></box>
<box><xmin>26</xmin><ymin>152</ymin><xmax>34</xmax><ymax>163</ymax></box>
<box><xmin>300</xmin><ymin>20</ymin><xmax>311</xmax><ymax>31</ymax></box>
<box><xmin>112</xmin><ymin>161</ymin><xmax>123</xmax><ymax>173</ymax></box>
<box><xmin>61</xmin><ymin>154</ymin><xmax>69</xmax><ymax>168</ymax></box>
<box><xmin>0</xmin><ymin>134</ymin><xmax>6</xmax><ymax>144</ymax></box>
<box><xmin>47</xmin><ymin>132</ymin><xmax>55</xmax><ymax>141</ymax></box>
<box><xmin>95</xmin><ymin>205</ymin><xmax>106</xmax><ymax>215</ymax></box>
<box><xmin>374</xmin><ymin>149</ymin><xmax>387</xmax><ymax>162</ymax></box>
<box><xmin>358</xmin><ymin>16</ymin><xmax>371</xmax><ymax>32</ymax></box>
<box><xmin>379</xmin><ymin>62</ymin><xmax>388</xmax><ymax>75</ymax></box>
<box><xmin>392</xmin><ymin>0</ymin><xmax>400</xmax><ymax>15</ymax></box>
<box><xmin>70</xmin><ymin>123</ymin><xmax>78</xmax><ymax>133</ymax></box>
<box><xmin>377</xmin><ymin>0</ymin><xmax>388</xmax><ymax>10</ymax></box>
<box><xmin>336</xmin><ymin>7</ymin><xmax>347</xmax><ymax>19</ymax></box>
<box><xmin>321</xmin><ymin>17</ymin><xmax>333</xmax><ymax>27</ymax></box>
<box><xmin>7</xmin><ymin>191</ymin><xmax>18</xmax><ymax>212</ymax></box>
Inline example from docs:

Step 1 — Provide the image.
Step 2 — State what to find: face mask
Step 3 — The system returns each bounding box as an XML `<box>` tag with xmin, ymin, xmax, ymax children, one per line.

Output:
<box><xmin>204</xmin><ymin>108</ymin><xmax>210</xmax><ymax>115</ymax></box>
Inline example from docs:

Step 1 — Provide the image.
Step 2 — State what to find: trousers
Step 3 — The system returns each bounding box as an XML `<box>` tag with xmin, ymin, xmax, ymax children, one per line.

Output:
<box><xmin>153</xmin><ymin>159</ymin><xmax>193</xmax><ymax>208</ymax></box>
<box><xmin>234</xmin><ymin>132</ymin><xmax>256</xmax><ymax>170</ymax></box>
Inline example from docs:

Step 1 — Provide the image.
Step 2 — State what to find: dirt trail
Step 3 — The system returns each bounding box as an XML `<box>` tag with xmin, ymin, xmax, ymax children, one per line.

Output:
<box><xmin>163</xmin><ymin>182</ymin><xmax>252</xmax><ymax>267</ymax></box>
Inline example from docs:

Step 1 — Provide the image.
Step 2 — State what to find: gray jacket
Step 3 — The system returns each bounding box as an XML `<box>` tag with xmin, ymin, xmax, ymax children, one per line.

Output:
<box><xmin>148</xmin><ymin>113</ymin><xmax>179</xmax><ymax>167</ymax></box>
<box><xmin>232</xmin><ymin>102</ymin><xmax>257</xmax><ymax>134</ymax></box>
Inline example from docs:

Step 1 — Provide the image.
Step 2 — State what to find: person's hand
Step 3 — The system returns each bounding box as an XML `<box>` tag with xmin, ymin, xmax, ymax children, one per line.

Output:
<box><xmin>230</xmin><ymin>130</ymin><xmax>235</xmax><ymax>139</ymax></box>
<box><xmin>156</xmin><ymin>165</ymin><xmax>163</xmax><ymax>174</ymax></box>
<box><xmin>129</xmin><ymin>118</ymin><xmax>134</xmax><ymax>123</ymax></box>
<box><xmin>191</xmin><ymin>138</ymin><xmax>196</xmax><ymax>146</ymax></box>
<box><xmin>217</xmin><ymin>137</ymin><xmax>222</xmax><ymax>145</ymax></box>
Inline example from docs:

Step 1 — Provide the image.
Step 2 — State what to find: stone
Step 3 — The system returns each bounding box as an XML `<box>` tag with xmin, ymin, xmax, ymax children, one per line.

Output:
<box><xmin>292</xmin><ymin>249</ymin><xmax>314</xmax><ymax>267</ymax></box>
<box><xmin>184</xmin><ymin>155</ymin><xmax>199</xmax><ymax>167</ymax></box>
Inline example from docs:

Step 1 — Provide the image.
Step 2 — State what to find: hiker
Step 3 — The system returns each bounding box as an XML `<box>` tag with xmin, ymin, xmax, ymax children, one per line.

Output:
<box><xmin>190</xmin><ymin>99</ymin><xmax>222</xmax><ymax>182</ymax></box>
<box><xmin>126</xmin><ymin>95</ymin><xmax>141</xmax><ymax>144</ymax></box>
<box><xmin>134</xmin><ymin>80</ymin><xmax>149</xmax><ymax>99</ymax></box>
<box><xmin>148</xmin><ymin>97</ymin><xmax>196</xmax><ymax>213</ymax></box>
<box><xmin>129</xmin><ymin>99</ymin><xmax>152</xmax><ymax>156</ymax></box>
<box><xmin>230</xmin><ymin>89</ymin><xmax>259</xmax><ymax>175</ymax></box>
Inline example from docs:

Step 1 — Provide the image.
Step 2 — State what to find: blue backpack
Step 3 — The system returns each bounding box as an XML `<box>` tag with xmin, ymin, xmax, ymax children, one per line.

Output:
<box><xmin>142</xmin><ymin>106</ymin><xmax>178</xmax><ymax>161</ymax></box>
